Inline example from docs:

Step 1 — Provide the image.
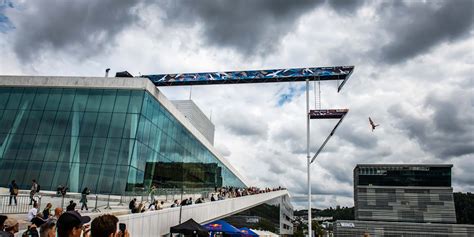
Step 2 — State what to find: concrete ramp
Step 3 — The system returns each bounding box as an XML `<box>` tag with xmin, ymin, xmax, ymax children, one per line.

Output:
<box><xmin>118</xmin><ymin>190</ymin><xmax>290</xmax><ymax>236</ymax></box>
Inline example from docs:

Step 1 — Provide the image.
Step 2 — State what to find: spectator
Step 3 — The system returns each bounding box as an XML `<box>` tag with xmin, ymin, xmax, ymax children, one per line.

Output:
<box><xmin>136</xmin><ymin>203</ymin><xmax>145</xmax><ymax>213</ymax></box>
<box><xmin>28</xmin><ymin>202</ymin><xmax>39</xmax><ymax>222</ymax></box>
<box><xmin>40</xmin><ymin>221</ymin><xmax>56</xmax><ymax>237</ymax></box>
<box><xmin>171</xmin><ymin>200</ymin><xmax>179</xmax><ymax>207</ymax></box>
<box><xmin>180</xmin><ymin>198</ymin><xmax>188</xmax><ymax>206</ymax></box>
<box><xmin>211</xmin><ymin>194</ymin><xmax>216</xmax><ymax>202</ymax></box>
<box><xmin>0</xmin><ymin>215</ymin><xmax>7</xmax><ymax>230</ymax></box>
<box><xmin>8</xmin><ymin>180</ymin><xmax>18</xmax><ymax>206</ymax></box>
<box><xmin>148</xmin><ymin>200</ymin><xmax>157</xmax><ymax>211</ymax></box>
<box><xmin>2</xmin><ymin>218</ymin><xmax>19</xmax><ymax>237</ymax></box>
<box><xmin>80</xmin><ymin>188</ymin><xmax>90</xmax><ymax>211</ymax></box>
<box><xmin>149</xmin><ymin>184</ymin><xmax>157</xmax><ymax>203</ymax></box>
<box><xmin>60</xmin><ymin>186</ymin><xmax>68</xmax><ymax>197</ymax></box>
<box><xmin>195</xmin><ymin>198</ymin><xmax>203</xmax><ymax>204</ymax></box>
<box><xmin>56</xmin><ymin>211</ymin><xmax>91</xmax><ymax>237</ymax></box>
<box><xmin>187</xmin><ymin>197</ymin><xmax>193</xmax><ymax>205</ymax></box>
<box><xmin>29</xmin><ymin>179</ymin><xmax>38</xmax><ymax>205</ymax></box>
<box><xmin>128</xmin><ymin>199</ymin><xmax>136</xmax><ymax>212</ymax></box>
<box><xmin>91</xmin><ymin>214</ymin><xmax>129</xmax><ymax>237</ymax></box>
<box><xmin>42</xmin><ymin>203</ymin><xmax>52</xmax><ymax>219</ymax></box>
<box><xmin>66</xmin><ymin>201</ymin><xmax>76</xmax><ymax>212</ymax></box>
<box><xmin>157</xmin><ymin>201</ymin><xmax>164</xmax><ymax>210</ymax></box>
<box><xmin>51</xmin><ymin>207</ymin><xmax>63</xmax><ymax>221</ymax></box>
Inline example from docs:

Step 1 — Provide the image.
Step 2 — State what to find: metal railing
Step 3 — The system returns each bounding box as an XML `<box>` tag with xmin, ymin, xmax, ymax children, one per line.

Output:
<box><xmin>0</xmin><ymin>194</ymin><xmax>41</xmax><ymax>214</ymax></box>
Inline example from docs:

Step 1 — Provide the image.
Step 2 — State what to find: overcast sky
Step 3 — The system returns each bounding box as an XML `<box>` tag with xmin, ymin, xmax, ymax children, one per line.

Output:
<box><xmin>1</xmin><ymin>0</ymin><xmax>473</xmax><ymax>209</ymax></box>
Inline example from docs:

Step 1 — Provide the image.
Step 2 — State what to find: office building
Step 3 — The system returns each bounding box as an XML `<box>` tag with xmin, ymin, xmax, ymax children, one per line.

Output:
<box><xmin>334</xmin><ymin>164</ymin><xmax>474</xmax><ymax>236</ymax></box>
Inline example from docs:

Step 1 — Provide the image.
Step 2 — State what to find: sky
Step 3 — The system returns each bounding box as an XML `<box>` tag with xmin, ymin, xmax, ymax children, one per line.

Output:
<box><xmin>0</xmin><ymin>0</ymin><xmax>473</xmax><ymax>209</ymax></box>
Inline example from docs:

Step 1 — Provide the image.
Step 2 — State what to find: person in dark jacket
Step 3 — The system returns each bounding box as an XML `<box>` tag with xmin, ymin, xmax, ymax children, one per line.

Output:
<box><xmin>66</xmin><ymin>200</ymin><xmax>76</xmax><ymax>212</ymax></box>
<box><xmin>8</xmin><ymin>180</ymin><xmax>18</xmax><ymax>206</ymax></box>
<box><xmin>80</xmin><ymin>188</ymin><xmax>90</xmax><ymax>211</ymax></box>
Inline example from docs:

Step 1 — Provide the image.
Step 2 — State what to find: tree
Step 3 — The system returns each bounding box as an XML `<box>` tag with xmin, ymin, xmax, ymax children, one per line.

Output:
<box><xmin>454</xmin><ymin>192</ymin><xmax>474</xmax><ymax>224</ymax></box>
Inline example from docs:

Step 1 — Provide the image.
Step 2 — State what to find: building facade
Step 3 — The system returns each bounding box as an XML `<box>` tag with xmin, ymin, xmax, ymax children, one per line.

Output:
<box><xmin>353</xmin><ymin>164</ymin><xmax>456</xmax><ymax>223</ymax></box>
<box><xmin>334</xmin><ymin>164</ymin><xmax>474</xmax><ymax>236</ymax></box>
<box><xmin>0</xmin><ymin>76</ymin><xmax>246</xmax><ymax>194</ymax></box>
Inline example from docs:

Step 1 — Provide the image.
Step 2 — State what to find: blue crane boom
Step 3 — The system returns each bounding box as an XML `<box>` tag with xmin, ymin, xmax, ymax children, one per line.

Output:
<box><xmin>142</xmin><ymin>66</ymin><xmax>354</xmax><ymax>92</ymax></box>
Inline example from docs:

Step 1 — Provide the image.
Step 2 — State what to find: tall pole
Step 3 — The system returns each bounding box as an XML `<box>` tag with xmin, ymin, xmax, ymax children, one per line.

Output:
<box><xmin>306</xmin><ymin>79</ymin><xmax>312</xmax><ymax>237</ymax></box>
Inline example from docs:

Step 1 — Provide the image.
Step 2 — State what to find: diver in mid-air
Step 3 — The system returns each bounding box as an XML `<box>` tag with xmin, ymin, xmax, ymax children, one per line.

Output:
<box><xmin>369</xmin><ymin>117</ymin><xmax>379</xmax><ymax>132</ymax></box>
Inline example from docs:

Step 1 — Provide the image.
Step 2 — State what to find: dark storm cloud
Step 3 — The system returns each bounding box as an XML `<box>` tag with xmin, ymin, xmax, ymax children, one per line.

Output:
<box><xmin>327</xmin><ymin>0</ymin><xmax>366</xmax><ymax>14</ymax></box>
<box><xmin>11</xmin><ymin>0</ymin><xmax>144</xmax><ymax>62</ymax></box>
<box><xmin>161</xmin><ymin>0</ymin><xmax>324</xmax><ymax>56</ymax></box>
<box><xmin>378</xmin><ymin>0</ymin><xmax>474</xmax><ymax>64</ymax></box>
<box><xmin>388</xmin><ymin>89</ymin><xmax>474</xmax><ymax>159</ymax></box>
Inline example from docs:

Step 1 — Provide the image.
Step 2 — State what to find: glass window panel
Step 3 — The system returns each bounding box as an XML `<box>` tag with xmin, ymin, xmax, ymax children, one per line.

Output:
<box><xmin>9</xmin><ymin>161</ymin><xmax>29</xmax><ymax>188</ymax></box>
<box><xmin>108</xmin><ymin>113</ymin><xmax>126</xmax><ymax>138</ymax></box>
<box><xmin>112</xmin><ymin>165</ymin><xmax>129</xmax><ymax>194</ymax></box>
<box><xmin>24</xmin><ymin>161</ymin><xmax>43</xmax><ymax>188</ymax></box>
<box><xmin>58</xmin><ymin>138</ymin><xmax>71</xmax><ymax>163</ymax></box>
<box><xmin>73</xmin><ymin>90</ymin><xmax>88</xmax><ymax>112</ymax></box>
<box><xmin>113</xmin><ymin>90</ymin><xmax>130</xmax><ymax>113</ymax></box>
<box><xmin>45</xmin><ymin>88</ymin><xmax>62</xmax><ymax>111</ymax></box>
<box><xmin>0</xmin><ymin>160</ymin><xmax>15</xmax><ymax>186</ymax></box>
<box><xmin>16</xmin><ymin>134</ymin><xmax>36</xmax><ymax>160</ymax></box>
<box><xmin>128</xmin><ymin>91</ymin><xmax>143</xmax><ymax>113</ymax></box>
<box><xmin>118</xmin><ymin>139</ymin><xmax>133</xmax><ymax>166</ymax></box>
<box><xmin>3</xmin><ymin>134</ymin><xmax>21</xmax><ymax>160</ymax></box>
<box><xmin>32</xmin><ymin>89</ymin><xmax>49</xmax><ymax>110</ymax></box>
<box><xmin>19</xmin><ymin>88</ymin><xmax>36</xmax><ymax>111</ymax></box>
<box><xmin>51</xmin><ymin>112</ymin><xmax>70</xmax><ymax>136</ymax></box>
<box><xmin>5</xmin><ymin>88</ymin><xmax>23</xmax><ymax>110</ymax></box>
<box><xmin>38</xmin><ymin>111</ymin><xmax>57</xmax><ymax>135</ymax></box>
<box><xmin>79</xmin><ymin>112</ymin><xmax>98</xmax><ymax>137</ymax></box>
<box><xmin>58</xmin><ymin>89</ymin><xmax>76</xmax><ymax>111</ymax></box>
<box><xmin>123</xmin><ymin>114</ymin><xmax>138</xmax><ymax>139</ymax></box>
<box><xmin>94</xmin><ymin>113</ymin><xmax>112</xmax><ymax>137</ymax></box>
<box><xmin>82</xmin><ymin>163</ymin><xmax>101</xmax><ymax>193</ymax></box>
<box><xmin>0</xmin><ymin>110</ymin><xmax>17</xmax><ymax>133</ymax></box>
<box><xmin>30</xmin><ymin>135</ymin><xmax>49</xmax><ymax>161</ymax></box>
<box><xmin>0</xmin><ymin>88</ymin><xmax>10</xmax><ymax>110</ymax></box>
<box><xmin>44</xmin><ymin>135</ymin><xmax>63</xmax><ymax>162</ymax></box>
<box><xmin>87</xmin><ymin>137</ymin><xmax>106</xmax><ymax>164</ymax></box>
<box><xmin>68</xmin><ymin>162</ymin><xmax>86</xmax><ymax>193</ymax></box>
<box><xmin>85</xmin><ymin>90</ymin><xmax>102</xmax><ymax>112</ymax></box>
<box><xmin>24</xmin><ymin>110</ymin><xmax>43</xmax><ymax>134</ymax></box>
<box><xmin>99</xmin><ymin>90</ymin><xmax>116</xmax><ymax>113</ymax></box>
<box><xmin>103</xmin><ymin>138</ymin><xmax>121</xmax><ymax>165</ymax></box>
<box><xmin>38</xmin><ymin>162</ymin><xmax>57</xmax><ymax>191</ymax></box>
<box><xmin>50</xmin><ymin>162</ymin><xmax>71</xmax><ymax>191</ymax></box>
<box><xmin>15</xmin><ymin>110</ymin><xmax>30</xmax><ymax>134</ymax></box>
<box><xmin>96</xmin><ymin>164</ymin><xmax>117</xmax><ymax>193</ymax></box>
<box><xmin>77</xmin><ymin>137</ymin><xmax>92</xmax><ymax>164</ymax></box>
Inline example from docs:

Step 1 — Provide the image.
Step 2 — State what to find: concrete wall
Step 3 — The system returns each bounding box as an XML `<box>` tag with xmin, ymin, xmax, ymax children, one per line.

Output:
<box><xmin>117</xmin><ymin>190</ymin><xmax>290</xmax><ymax>236</ymax></box>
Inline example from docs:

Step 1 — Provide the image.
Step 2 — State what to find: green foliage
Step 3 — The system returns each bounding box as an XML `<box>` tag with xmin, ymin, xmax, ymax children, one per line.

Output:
<box><xmin>454</xmin><ymin>192</ymin><xmax>474</xmax><ymax>224</ymax></box>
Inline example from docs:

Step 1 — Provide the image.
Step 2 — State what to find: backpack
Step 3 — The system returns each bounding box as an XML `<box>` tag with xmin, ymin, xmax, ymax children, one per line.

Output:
<box><xmin>36</xmin><ymin>184</ymin><xmax>40</xmax><ymax>192</ymax></box>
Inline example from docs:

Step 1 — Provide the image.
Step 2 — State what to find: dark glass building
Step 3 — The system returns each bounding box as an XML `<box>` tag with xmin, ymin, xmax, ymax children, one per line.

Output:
<box><xmin>353</xmin><ymin>164</ymin><xmax>456</xmax><ymax>223</ymax></box>
<box><xmin>0</xmin><ymin>76</ymin><xmax>246</xmax><ymax>194</ymax></box>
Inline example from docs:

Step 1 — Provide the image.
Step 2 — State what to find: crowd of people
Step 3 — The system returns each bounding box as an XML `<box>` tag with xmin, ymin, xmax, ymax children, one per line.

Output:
<box><xmin>0</xmin><ymin>211</ymin><xmax>129</xmax><ymax>237</ymax></box>
<box><xmin>3</xmin><ymin>180</ymin><xmax>285</xmax><ymax>236</ymax></box>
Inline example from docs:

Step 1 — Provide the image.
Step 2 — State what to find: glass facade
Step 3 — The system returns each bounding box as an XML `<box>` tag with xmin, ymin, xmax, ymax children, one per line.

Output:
<box><xmin>357</xmin><ymin>166</ymin><xmax>451</xmax><ymax>187</ymax></box>
<box><xmin>0</xmin><ymin>87</ymin><xmax>245</xmax><ymax>194</ymax></box>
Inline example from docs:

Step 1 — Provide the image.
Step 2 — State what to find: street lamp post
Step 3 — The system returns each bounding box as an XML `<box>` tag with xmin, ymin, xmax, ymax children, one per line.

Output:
<box><xmin>305</xmin><ymin>79</ymin><xmax>312</xmax><ymax>237</ymax></box>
